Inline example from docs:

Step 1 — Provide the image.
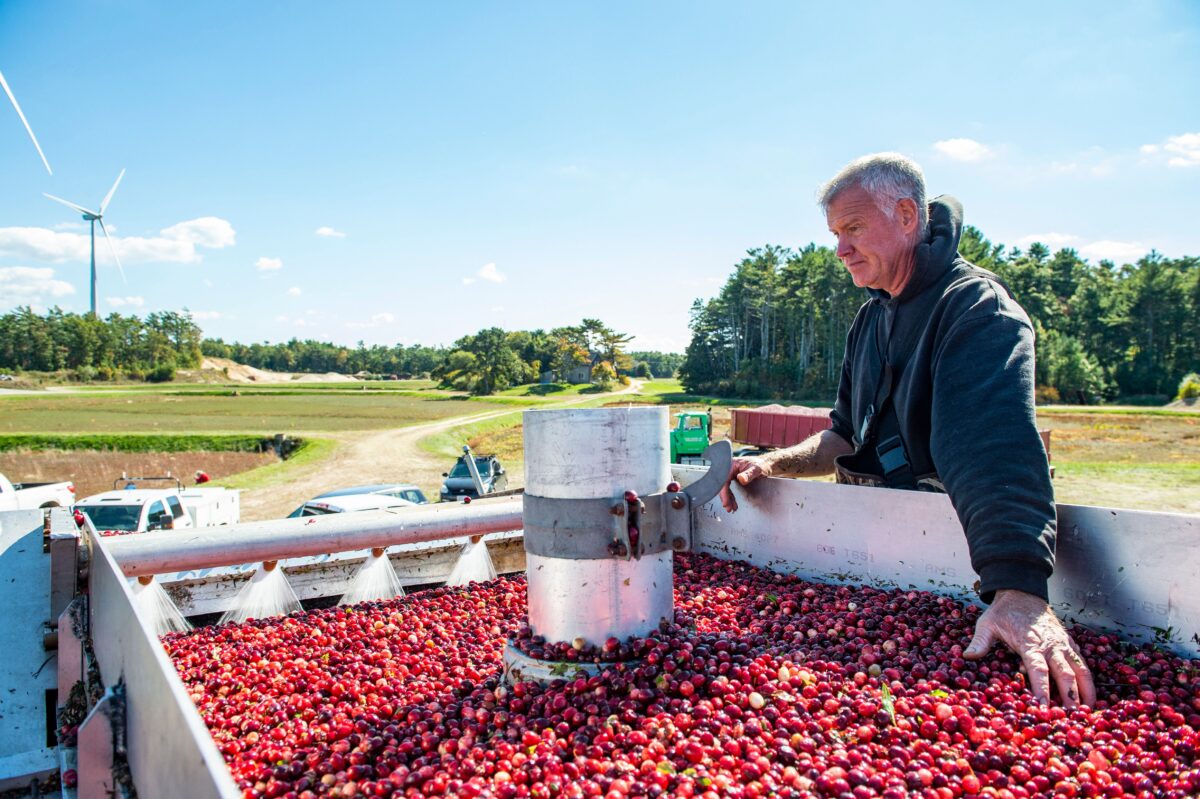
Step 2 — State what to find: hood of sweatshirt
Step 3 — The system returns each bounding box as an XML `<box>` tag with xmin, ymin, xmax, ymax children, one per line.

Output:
<box><xmin>868</xmin><ymin>195</ymin><xmax>964</xmax><ymax>304</ymax></box>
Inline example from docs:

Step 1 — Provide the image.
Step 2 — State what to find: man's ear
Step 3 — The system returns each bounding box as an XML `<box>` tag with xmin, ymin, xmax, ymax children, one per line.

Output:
<box><xmin>896</xmin><ymin>197</ymin><xmax>920</xmax><ymax>235</ymax></box>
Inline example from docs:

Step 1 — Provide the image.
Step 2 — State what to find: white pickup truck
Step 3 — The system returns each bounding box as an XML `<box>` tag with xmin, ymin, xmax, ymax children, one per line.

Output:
<box><xmin>76</xmin><ymin>487</ymin><xmax>240</xmax><ymax>533</ymax></box>
<box><xmin>0</xmin><ymin>471</ymin><xmax>75</xmax><ymax>510</ymax></box>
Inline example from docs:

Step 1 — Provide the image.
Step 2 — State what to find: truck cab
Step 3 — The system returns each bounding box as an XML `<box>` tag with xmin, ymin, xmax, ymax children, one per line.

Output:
<box><xmin>75</xmin><ymin>489</ymin><xmax>195</xmax><ymax>533</ymax></box>
<box><xmin>0</xmin><ymin>472</ymin><xmax>75</xmax><ymax>511</ymax></box>
<box><xmin>669</xmin><ymin>411</ymin><xmax>713</xmax><ymax>464</ymax></box>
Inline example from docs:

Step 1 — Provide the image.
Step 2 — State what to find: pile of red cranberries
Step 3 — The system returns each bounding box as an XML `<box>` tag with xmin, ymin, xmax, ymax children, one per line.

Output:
<box><xmin>165</xmin><ymin>554</ymin><xmax>1199</xmax><ymax>798</ymax></box>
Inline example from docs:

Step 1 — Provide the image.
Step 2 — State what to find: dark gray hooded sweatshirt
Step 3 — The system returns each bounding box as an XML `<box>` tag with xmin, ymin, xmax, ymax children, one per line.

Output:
<box><xmin>829</xmin><ymin>196</ymin><xmax>1056</xmax><ymax>603</ymax></box>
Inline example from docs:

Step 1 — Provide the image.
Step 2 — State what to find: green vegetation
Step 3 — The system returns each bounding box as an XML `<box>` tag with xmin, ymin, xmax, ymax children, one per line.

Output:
<box><xmin>1037</xmin><ymin>405</ymin><xmax>1197</xmax><ymax>418</ymax></box>
<box><xmin>627</xmin><ymin>351</ymin><xmax>684</xmax><ymax>379</ymax></box>
<box><xmin>682</xmin><ymin>237</ymin><xmax>1198</xmax><ymax>405</ymax></box>
<box><xmin>494</xmin><ymin>382</ymin><xmax>595</xmax><ymax>398</ymax></box>
<box><xmin>0</xmin><ymin>308</ymin><xmax>202</xmax><ymax>376</ymax></box>
<box><xmin>0</xmin><ymin>434</ymin><xmax>271</xmax><ymax>453</ymax></box>
<box><xmin>433</xmin><ymin>319</ymin><xmax>636</xmax><ymax>396</ymax></box>
<box><xmin>1178</xmin><ymin>372</ymin><xmax>1200</xmax><ymax>401</ymax></box>
<box><xmin>0</xmin><ymin>392</ymin><xmax>512</xmax><ymax>434</ymax></box>
<box><xmin>624</xmin><ymin>378</ymin><xmax>831</xmax><ymax>409</ymax></box>
<box><xmin>215</xmin><ymin>438</ymin><xmax>338</xmax><ymax>492</ymax></box>
<box><xmin>201</xmin><ymin>338</ymin><xmax>446</xmax><ymax>378</ymax></box>
<box><xmin>418</xmin><ymin>412</ymin><xmax>525</xmax><ymax>462</ymax></box>
<box><xmin>0</xmin><ymin>311</ymin><xmax>684</xmax><ymax>403</ymax></box>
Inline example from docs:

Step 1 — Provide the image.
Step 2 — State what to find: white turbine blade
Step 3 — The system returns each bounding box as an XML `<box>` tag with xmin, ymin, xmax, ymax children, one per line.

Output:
<box><xmin>98</xmin><ymin>219</ymin><xmax>127</xmax><ymax>284</ymax></box>
<box><xmin>0</xmin><ymin>69</ymin><xmax>52</xmax><ymax>175</ymax></box>
<box><xmin>43</xmin><ymin>192</ymin><xmax>96</xmax><ymax>216</ymax></box>
<box><xmin>100</xmin><ymin>168</ymin><xmax>125</xmax><ymax>214</ymax></box>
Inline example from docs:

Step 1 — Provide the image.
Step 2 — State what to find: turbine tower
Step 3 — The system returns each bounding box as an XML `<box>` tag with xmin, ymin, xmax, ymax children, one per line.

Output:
<box><xmin>0</xmin><ymin>68</ymin><xmax>53</xmax><ymax>174</ymax></box>
<box><xmin>44</xmin><ymin>170</ymin><xmax>127</xmax><ymax>317</ymax></box>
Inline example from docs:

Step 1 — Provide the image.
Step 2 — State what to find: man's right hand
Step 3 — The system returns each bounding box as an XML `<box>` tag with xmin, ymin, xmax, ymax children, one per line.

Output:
<box><xmin>964</xmin><ymin>589</ymin><xmax>1096</xmax><ymax>709</ymax></box>
<box><xmin>719</xmin><ymin>456</ymin><xmax>772</xmax><ymax>512</ymax></box>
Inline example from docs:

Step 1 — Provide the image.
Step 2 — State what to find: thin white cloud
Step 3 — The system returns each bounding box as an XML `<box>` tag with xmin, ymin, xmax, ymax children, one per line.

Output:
<box><xmin>161</xmin><ymin>217</ymin><xmax>236</xmax><ymax>248</ymax></box>
<box><xmin>461</xmin><ymin>263</ymin><xmax>505</xmax><ymax>285</ymax></box>
<box><xmin>106</xmin><ymin>296</ymin><xmax>145</xmax><ymax>308</ymax></box>
<box><xmin>1014</xmin><ymin>233</ymin><xmax>1149</xmax><ymax>263</ymax></box>
<box><xmin>345</xmin><ymin>312</ymin><xmax>396</xmax><ymax>329</ymax></box>
<box><xmin>202</xmin><ymin>278</ymin><xmax>214</xmax><ymax>288</ymax></box>
<box><xmin>287</xmin><ymin>286</ymin><xmax>302</xmax><ymax>296</ymax></box>
<box><xmin>933</xmin><ymin>138</ymin><xmax>994</xmax><ymax>162</ymax></box>
<box><xmin>315</xmin><ymin>226</ymin><xmax>346</xmax><ymax>238</ymax></box>
<box><xmin>188</xmin><ymin>310</ymin><xmax>222</xmax><ymax>320</ymax></box>
<box><xmin>1140</xmin><ymin>132</ymin><xmax>1200</xmax><ymax>168</ymax></box>
<box><xmin>556</xmin><ymin>165</ymin><xmax>589</xmax><ymax>178</ymax></box>
<box><xmin>0</xmin><ymin>266</ymin><xmax>74</xmax><ymax>305</ymax></box>
<box><xmin>1080</xmin><ymin>240</ymin><xmax>1148</xmax><ymax>263</ymax></box>
<box><xmin>477</xmin><ymin>262</ymin><xmax>506</xmax><ymax>283</ymax></box>
<box><xmin>256</xmin><ymin>256</ymin><xmax>283</xmax><ymax>272</ymax></box>
<box><xmin>1015</xmin><ymin>233</ymin><xmax>1080</xmax><ymax>250</ymax></box>
<box><xmin>491</xmin><ymin>306</ymin><xmax>505</xmax><ymax>313</ymax></box>
<box><xmin>275</xmin><ymin>314</ymin><xmax>289</xmax><ymax>323</ymax></box>
<box><xmin>0</xmin><ymin>217</ymin><xmax>235</xmax><ymax>265</ymax></box>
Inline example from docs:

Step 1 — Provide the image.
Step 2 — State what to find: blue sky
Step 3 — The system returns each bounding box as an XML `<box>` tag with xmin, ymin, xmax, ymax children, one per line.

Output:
<box><xmin>2</xmin><ymin>2</ymin><xmax>1197</xmax><ymax>353</ymax></box>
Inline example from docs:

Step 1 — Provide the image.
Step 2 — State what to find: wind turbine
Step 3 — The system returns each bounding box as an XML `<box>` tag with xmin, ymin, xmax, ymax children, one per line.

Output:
<box><xmin>44</xmin><ymin>170</ymin><xmax>128</xmax><ymax>316</ymax></box>
<box><xmin>0</xmin><ymin>68</ymin><xmax>53</xmax><ymax>175</ymax></box>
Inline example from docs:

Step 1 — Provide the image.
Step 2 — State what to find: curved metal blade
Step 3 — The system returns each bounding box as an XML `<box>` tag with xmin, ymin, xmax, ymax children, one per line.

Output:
<box><xmin>0</xmin><ymin>69</ymin><xmax>52</xmax><ymax>175</ymax></box>
<box><xmin>683</xmin><ymin>439</ymin><xmax>733</xmax><ymax>507</ymax></box>
<box><xmin>44</xmin><ymin>192</ymin><xmax>95</xmax><ymax>217</ymax></box>
<box><xmin>100</xmin><ymin>168</ymin><xmax>125</xmax><ymax>214</ymax></box>
<box><xmin>98</xmin><ymin>219</ymin><xmax>127</xmax><ymax>284</ymax></box>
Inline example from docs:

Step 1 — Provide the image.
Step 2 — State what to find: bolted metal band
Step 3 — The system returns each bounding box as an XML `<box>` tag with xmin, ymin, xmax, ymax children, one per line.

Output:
<box><xmin>520</xmin><ymin>439</ymin><xmax>733</xmax><ymax>561</ymax></box>
<box><xmin>522</xmin><ymin>492</ymin><xmax>690</xmax><ymax>560</ymax></box>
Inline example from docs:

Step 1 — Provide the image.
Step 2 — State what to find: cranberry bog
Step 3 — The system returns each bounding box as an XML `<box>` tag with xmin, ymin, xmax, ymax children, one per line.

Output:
<box><xmin>5</xmin><ymin>462</ymin><xmax>1199</xmax><ymax>797</ymax></box>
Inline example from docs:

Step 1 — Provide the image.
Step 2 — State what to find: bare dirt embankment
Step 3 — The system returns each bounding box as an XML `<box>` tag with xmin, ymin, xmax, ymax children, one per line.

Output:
<box><xmin>0</xmin><ymin>450</ymin><xmax>277</xmax><ymax>500</ymax></box>
<box><xmin>186</xmin><ymin>357</ymin><xmax>360</xmax><ymax>384</ymax></box>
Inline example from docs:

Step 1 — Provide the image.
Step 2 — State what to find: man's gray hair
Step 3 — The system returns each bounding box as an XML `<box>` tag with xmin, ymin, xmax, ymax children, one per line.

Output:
<box><xmin>818</xmin><ymin>152</ymin><xmax>928</xmax><ymax>234</ymax></box>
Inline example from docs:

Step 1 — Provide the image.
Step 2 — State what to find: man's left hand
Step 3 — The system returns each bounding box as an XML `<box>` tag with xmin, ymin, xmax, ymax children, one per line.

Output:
<box><xmin>964</xmin><ymin>589</ymin><xmax>1096</xmax><ymax>709</ymax></box>
<box><xmin>719</xmin><ymin>456</ymin><xmax>772</xmax><ymax>512</ymax></box>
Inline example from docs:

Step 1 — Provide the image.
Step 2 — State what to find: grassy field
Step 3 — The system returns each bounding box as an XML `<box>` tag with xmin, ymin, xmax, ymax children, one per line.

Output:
<box><xmin>1037</xmin><ymin>409</ymin><xmax>1199</xmax><ymax>513</ymax></box>
<box><xmin>1</xmin><ymin>378</ymin><xmax>1195</xmax><ymax>514</ymax></box>
<box><xmin>0</xmin><ymin>390</ymin><xmax>507</xmax><ymax>433</ymax></box>
<box><xmin>464</xmin><ymin>380</ymin><xmax>1198</xmax><ymax>513</ymax></box>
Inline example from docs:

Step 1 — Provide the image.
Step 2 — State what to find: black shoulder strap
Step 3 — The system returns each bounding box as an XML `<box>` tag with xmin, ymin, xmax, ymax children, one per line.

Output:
<box><xmin>854</xmin><ymin>292</ymin><xmax>941</xmax><ymax>490</ymax></box>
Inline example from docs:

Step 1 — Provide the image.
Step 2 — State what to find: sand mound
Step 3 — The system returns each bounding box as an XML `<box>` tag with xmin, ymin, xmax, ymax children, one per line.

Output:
<box><xmin>194</xmin><ymin>357</ymin><xmax>359</xmax><ymax>384</ymax></box>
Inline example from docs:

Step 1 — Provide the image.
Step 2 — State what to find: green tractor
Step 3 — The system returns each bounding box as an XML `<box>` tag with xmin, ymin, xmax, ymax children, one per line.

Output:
<box><xmin>669</xmin><ymin>410</ymin><xmax>713</xmax><ymax>464</ymax></box>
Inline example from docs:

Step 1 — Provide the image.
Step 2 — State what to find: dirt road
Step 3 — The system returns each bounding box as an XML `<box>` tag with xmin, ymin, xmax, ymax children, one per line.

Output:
<box><xmin>240</xmin><ymin>382</ymin><xmax>642</xmax><ymax>521</ymax></box>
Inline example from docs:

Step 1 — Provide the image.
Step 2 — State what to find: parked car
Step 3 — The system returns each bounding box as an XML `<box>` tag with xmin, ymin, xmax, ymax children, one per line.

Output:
<box><xmin>440</xmin><ymin>452</ymin><xmax>508</xmax><ymax>502</ymax></box>
<box><xmin>0</xmin><ymin>471</ymin><xmax>75</xmax><ymax>510</ymax></box>
<box><xmin>286</xmin><ymin>493</ymin><xmax>417</xmax><ymax>518</ymax></box>
<box><xmin>314</xmin><ymin>483</ymin><xmax>428</xmax><ymax>505</ymax></box>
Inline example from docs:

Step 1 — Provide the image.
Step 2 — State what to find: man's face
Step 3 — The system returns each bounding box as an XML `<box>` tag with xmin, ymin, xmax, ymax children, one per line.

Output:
<box><xmin>826</xmin><ymin>184</ymin><xmax>919</xmax><ymax>294</ymax></box>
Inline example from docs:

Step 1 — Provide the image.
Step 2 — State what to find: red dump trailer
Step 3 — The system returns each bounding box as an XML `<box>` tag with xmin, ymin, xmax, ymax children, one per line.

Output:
<box><xmin>729</xmin><ymin>404</ymin><xmax>833</xmax><ymax>449</ymax></box>
<box><xmin>730</xmin><ymin>405</ymin><xmax>1053</xmax><ymax>463</ymax></box>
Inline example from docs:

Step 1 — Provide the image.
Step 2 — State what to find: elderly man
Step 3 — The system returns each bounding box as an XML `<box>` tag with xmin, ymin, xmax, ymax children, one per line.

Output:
<box><xmin>721</xmin><ymin>153</ymin><xmax>1095</xmax><ymax>709</ymax></box>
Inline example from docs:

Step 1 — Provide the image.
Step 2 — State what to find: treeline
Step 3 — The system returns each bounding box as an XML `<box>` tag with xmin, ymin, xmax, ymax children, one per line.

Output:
<box><xmin>681</xmin><ymin>229</ymin><xmax>1199</xmax><ymax>404</ymax></box>
<box><xmin>434</xmin><ymin>319</ymin><xmax>641</xmax><ymax>394</ymax></box>
<box><xmin>201</xmin><ymin>338</ymin><xmax>446</xmax><ymax>378</ymax></box>
<box><xmin>0</xmin><ymin>309</ymin><xmax>682</xmax><ymax>393</ymax></box>
<box><xmin>0</xmin><ymin>307</ymin><xmax>202</xmax><ymax>381</ymax></box>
